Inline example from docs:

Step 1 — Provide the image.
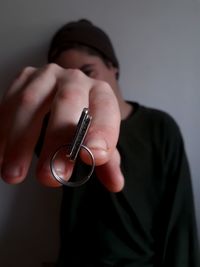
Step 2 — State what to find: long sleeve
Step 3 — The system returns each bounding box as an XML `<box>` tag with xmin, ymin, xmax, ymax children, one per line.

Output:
<box><xmin>154</xmin><ymin>118</ymin><xmax>199</xmax><ymax>267</ymax></box>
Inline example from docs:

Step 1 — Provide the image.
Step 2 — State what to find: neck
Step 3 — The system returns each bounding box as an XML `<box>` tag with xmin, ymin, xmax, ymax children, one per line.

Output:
<box><xmin>114</xmin><ymin>84</ymin><xmax>133</xmax><ymax>120</ymax></box>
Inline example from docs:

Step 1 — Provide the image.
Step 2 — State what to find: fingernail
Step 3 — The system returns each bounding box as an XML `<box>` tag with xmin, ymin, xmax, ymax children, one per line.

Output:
<box><xmin>2</xmin><ymin>162</ymin><xmax>22</xmax><ymax>179</ymax></box>
<box><xmin>54</xmin><ymin>160</ymin><xmax>68</xmax><ymax>178</ymax></box>
<box><xmin>85</xmin><ymin>138</ymin><xmax>108</xmax><ymax>151</ymax></box>
<box><xmin>49</xmin><ymin>157</ymin><xmax>73</xmax><ymax>180</ymax></box>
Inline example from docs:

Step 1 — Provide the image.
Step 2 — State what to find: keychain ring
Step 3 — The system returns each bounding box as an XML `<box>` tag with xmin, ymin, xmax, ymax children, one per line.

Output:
<box><xmin>50</xmin><ymin>144</ymin><xmax>95</xmax><ymax>187</ymax></box>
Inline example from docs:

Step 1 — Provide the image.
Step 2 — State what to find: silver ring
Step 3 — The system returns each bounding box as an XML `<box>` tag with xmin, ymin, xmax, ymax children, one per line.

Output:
<box><xmin>50</xmin><ymin>144</ymin><xmax>95</xmax><ymax>187</ymax></box>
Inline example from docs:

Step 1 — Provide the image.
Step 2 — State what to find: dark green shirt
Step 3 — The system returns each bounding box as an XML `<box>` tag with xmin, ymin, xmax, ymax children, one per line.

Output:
<box><xmin>56</xmin><ymin>103</ymin><xmax>199</xmax><ymax>267</ymax></box>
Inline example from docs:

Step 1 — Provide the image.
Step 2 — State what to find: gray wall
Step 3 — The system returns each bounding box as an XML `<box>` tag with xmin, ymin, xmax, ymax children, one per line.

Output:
<box><xmin>0</xmin><ymin>0</ymin><xmax>199</xmax><ymax>266</ymax></box>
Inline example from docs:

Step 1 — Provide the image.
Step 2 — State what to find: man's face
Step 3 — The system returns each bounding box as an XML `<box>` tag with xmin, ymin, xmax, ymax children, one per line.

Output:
<box><xmin>55</xmin><ymin>49</ymin><xmax>118</xmax><ymax>90</ymax></box>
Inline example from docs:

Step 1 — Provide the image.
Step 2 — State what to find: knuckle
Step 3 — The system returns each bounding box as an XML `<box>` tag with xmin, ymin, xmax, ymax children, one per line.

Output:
<box><xmin>17</xmin><ymin>66</ymin><xmax>36</xmax><ymax>79</ymax></box>
<box><xmin>65</xmin><ymin>68</ymin><xmax>86</xmax><ymax>82</ymax></box>
<box><xmin>56</xmin><ymin>69</ymin><xmax>89</xmax><ymax>102</ymax></box>
<box><xmin>57</xmin><ymin>86</ymin><xmax>82</xmax><ymax>103</ymax></box>
<box><xmin>19</xmin><ymin>89</ymin><xmax>39</xmax><ymax>107</ymax></box>
<box><xmin>95</xmin><ymin>80</ymin><xmax>112</xmax><ymax>93</ymax></box>
<box><xmin>43</xmin><ymin>63</ymin><xmax>61</xmax><ymax>74</ymax></box>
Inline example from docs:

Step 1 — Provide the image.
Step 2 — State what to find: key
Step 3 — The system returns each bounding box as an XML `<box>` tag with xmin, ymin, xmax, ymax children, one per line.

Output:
<box><xmin>68</xmin><ymin>108</ymin><xmax>92</xmax><ymax>161</ymax></box>
<box><xmin>50</xmin><ymin>107</ymin><xmax>94</xmax><ymax>186</ymax></box>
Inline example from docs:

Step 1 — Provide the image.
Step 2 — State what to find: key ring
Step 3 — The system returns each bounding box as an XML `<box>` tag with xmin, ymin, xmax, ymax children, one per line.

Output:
<box><xmin>50</xmin><ymin>144</ymin><xmax>95</xmax><ymax>187</ymax></box>
<box><xmin>50</xmin><ymin>108</ymin><xmax>95</xmax><ymax>187</ymax></box>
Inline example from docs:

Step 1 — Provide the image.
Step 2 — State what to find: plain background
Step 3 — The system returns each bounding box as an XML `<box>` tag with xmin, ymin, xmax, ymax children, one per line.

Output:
<box><xmin>0</xmin><ymin>0</ymin><xmax>199</xmax><ymax>266</ymax></box>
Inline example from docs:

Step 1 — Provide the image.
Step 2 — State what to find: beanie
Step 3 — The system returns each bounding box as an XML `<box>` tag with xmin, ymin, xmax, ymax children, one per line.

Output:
<box><xmin>48</xmin><ymin>19</ymin><xmax>119</xmax><ymax>70</ymax></box>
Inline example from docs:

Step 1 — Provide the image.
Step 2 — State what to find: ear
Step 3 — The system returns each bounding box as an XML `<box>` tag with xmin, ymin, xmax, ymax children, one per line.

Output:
<box><xmin>111</xmin><ymin>65</ymin><xmax>119</xmax><ymax>80</ymax></box>
<box><xmin>113</xmin><ymin>67</ymin><xmax>118</xmax><ymax>75</ymax></box>
<box><xmin>107</xmin><ymin>62</ymin><xmax>117</xmax><ymax>72</ymax></box>
<box><xmin>107</xmin><ymin>62</ymin><xmax>119</xmax><ymax>79</ymax></box>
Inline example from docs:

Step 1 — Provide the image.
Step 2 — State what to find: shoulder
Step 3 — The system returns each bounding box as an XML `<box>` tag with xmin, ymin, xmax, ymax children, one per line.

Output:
<box><xmin>123</xmin><ymin>102</ymin><xmax>185</xmax><ymax>152</ymax></box>
<box><xmin>138</xmin><ymin>104</ymin><xmax>187</xmax><ymax>163</ymax></box>
<box><xmin>140</xmin><ymin>104</ymin><xmax>178</xmax><ymax>126</ymax></box>
<box><xmin>133</xmin><ymin>102</ymin><xmax>182</xmax><ymax>137</ymax></box>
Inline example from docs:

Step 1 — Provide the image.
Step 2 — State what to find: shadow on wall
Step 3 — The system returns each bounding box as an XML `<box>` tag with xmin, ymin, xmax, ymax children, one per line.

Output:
<box><xmin>0</xmin><ymin>41</ymin><xmax>48</xmax><ymax>95</ymax></box>
<box><xmin>0</xmin><ymin>159</ymin><xmax>62</xmax><ymax>267</ymax></box>
<box><xmin>0</xmin><ymin>44</ymin><xmax>62</xmax><ymax>267</ymax></box>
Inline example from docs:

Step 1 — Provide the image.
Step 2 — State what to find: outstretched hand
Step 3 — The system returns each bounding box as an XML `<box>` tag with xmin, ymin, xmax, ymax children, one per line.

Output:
<box><xmin>0</xmin><ymin>64</ymin><xmax>124</xmax><ymax>192</ymax></box>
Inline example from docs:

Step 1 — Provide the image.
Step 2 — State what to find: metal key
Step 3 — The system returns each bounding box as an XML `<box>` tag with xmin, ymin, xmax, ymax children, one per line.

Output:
<box><xmin>50</xmin><ymin>107</ymin><xmax>94</xmax><ymax>187</ymax></box>
<box><xmin>68</xmin><ymin>108</ymin><xmax>92</xmax><ymax>161</ymax></box>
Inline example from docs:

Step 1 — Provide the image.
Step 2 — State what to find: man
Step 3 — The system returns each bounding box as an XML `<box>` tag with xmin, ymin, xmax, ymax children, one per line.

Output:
<box><xmin>0</xmin><ymin>19</ymin><xmax>199</xmax><ymax>266</ymax></box>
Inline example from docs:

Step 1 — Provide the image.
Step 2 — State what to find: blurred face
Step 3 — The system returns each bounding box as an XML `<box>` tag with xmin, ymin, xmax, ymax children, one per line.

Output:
<box><xmin>55</xmin><ymin>49</ymin><xmax>118</xmax><ymax>91</ymax></box>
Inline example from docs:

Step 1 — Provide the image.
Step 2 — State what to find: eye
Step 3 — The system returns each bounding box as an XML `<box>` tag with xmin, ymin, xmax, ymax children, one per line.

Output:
<box><xmin>82</xmin><ymin>69</ymin><xmax>93</xmax><ymax>77</ymax></box>
<box><xmin>80</xmin><ymin>65</ymin><xmax>97</xmax><ymax>78</ymax></box>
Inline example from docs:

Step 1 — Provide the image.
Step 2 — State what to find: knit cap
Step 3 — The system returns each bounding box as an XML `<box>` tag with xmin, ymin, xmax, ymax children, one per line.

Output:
<box><xmin>48</xmin><ymin>19</ymin><xmax>119</xmax><ymax>69</ymax></box>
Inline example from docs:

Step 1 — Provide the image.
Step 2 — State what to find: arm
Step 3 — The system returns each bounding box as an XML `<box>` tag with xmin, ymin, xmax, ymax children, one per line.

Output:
<box><xmin>155</xmin><ymin>117</ymin><xmax>199</xmax><ymax>267</ymax></box>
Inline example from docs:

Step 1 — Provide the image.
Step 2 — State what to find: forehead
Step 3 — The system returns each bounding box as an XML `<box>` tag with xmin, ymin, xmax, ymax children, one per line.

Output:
<box><xmin>55</xmin><ymin>48</ymin><xmax>103</xmax><ymax>69</ymax></box>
